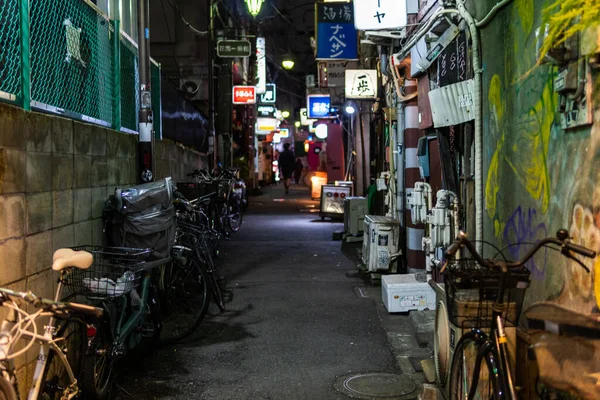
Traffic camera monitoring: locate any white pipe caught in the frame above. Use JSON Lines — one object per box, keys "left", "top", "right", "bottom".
{"left": 396, "top": 101, "right": 405, "bottom": 227}
{"left": 455, "top": 0, "right": 484, "bottom": 255}
{"left": 476, "top": 0, "right": 513, "bottom": 28}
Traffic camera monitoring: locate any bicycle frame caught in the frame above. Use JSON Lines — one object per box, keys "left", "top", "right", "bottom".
{"left": 0, "top": 278, "right": 80, "bottom": 400}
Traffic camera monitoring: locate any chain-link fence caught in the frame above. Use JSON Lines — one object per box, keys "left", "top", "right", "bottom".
{"left": 0, "top": 0, "right": 22, "bottom": 101}
{"left": 1, "top": 0, "right": 161, "bottom": 136}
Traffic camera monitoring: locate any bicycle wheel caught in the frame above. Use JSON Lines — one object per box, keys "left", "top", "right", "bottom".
{"left": 159, "top": 256, "right": 210, "bottom": 344}
{"left": 0, "top": 375, "right": 17, "bottom": 400}
{"left": 227, "top": 197, "right": 243, "bottom": 232}
{"left": 82, "top": 316, "right": 114, "bottom": 400}
{"left": 449, "top": 334, "right": 500, "bottom": 400}
{"left": 40, "top": 319, "right": 86, "bottom": 400}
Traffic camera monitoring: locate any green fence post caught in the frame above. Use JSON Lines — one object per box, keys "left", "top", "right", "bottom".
{"left": 19, "top": 0, "right": 30, "bottom": 110}
{"left": 112, "top": 19, "right": 122, "bottom": 131}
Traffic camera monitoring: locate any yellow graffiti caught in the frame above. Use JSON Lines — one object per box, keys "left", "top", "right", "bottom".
{"left": 515, "top": 0, "right": 534, "bottom": 38}
{"left": 485, "top": 74, "right": 554, "bottom": 234}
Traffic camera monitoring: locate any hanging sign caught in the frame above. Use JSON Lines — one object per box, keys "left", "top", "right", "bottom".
{"left": 353, "top": 0, "right": 407, "bottom": 31}
{"left": 307, "top": 94, "right": 332, "bottom": 119}
{"left": 318, "top": 60, "right": 359, "bottom": 87}
{"left": 345, "top": 69, "right": 378, "bottom": 99}
{"left": 257, "top": 105, "right": 276, "bottom": 118}
{"left": 232, "top": 86, "right": 256, "bottom": 104}
{"left": 216, "top": 40, "right": 252, "bottom": 57}
{"left": 256, "top": 37, "right": 266, "bottom": 94}
{"left": 256, "top": 117, "right": 278, "bottom": 133}
{"left": 315, "top": 1, "right": 358, "bottom": 60}
{"left": 279, "top": 128, "right": 290, "bottom": 138}
{"left": 259, "top": 84, "right": 276, "bottom": 103}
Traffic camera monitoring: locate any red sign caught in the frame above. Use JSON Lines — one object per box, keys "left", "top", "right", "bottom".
{"left": 232, "top": 86, "right": 256, "bottom": 104}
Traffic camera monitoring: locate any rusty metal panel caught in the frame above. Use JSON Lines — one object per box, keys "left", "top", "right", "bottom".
{"left": 418, "top": 75, "right": 434, "bottom": 130}
{"left": 428, "top": 79, "right": 475, "bottom": 127}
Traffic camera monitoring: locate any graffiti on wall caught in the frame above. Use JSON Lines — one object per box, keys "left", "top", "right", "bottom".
{"left": 502, "top": 206, "right": 548, "bottom": 278}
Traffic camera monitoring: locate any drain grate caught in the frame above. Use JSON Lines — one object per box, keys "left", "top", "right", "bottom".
{"left": 336, "top": 373, "right": 416, "bottom": 399}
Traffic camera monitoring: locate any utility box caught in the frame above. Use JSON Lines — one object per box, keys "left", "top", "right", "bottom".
{"left": 344, "top": 197, "right": 367, "bottom": 235}
{"left": 362, "top": 216, "right": 400, "bottom": 272}
{"left": 382, "top": 274, "right": 436, "bottom": 313}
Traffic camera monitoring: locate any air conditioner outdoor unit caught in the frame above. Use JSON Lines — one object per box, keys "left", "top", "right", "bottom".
{"left": 344, "top": 197, "right": 367, "bottom": 236}
{"left": 361, "top": 215, "right": 400, "bottom": 272}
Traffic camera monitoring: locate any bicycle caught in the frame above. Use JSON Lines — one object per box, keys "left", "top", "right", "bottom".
{"left": 0, "top": 248, "right": 103, "bottom": 400}
{"left": 59, "top": 246, "right": 169, "bottom": 399}
{"left": 443, "top": 229, "right": 596, "bottom": 400}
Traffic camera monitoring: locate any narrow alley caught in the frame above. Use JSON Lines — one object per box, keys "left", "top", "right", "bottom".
{"left": 118, "top": 185, "right": 424, "bottom": 400}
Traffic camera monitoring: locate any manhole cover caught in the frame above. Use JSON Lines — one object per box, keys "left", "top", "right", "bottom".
{"left": 338, "top": 373, "right": 416, "bottom": 399}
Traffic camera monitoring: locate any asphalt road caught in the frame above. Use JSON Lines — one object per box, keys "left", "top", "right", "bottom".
{"left": 119, "top": 184, "right": 400, "bottom": 400}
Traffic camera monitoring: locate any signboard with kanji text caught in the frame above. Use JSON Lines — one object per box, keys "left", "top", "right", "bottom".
{"left": 353, "top": 0, "right": 407, "bottom": 31}
{"left": 216, "top": 40, "right": 252, "bottom": 57}
{"left": 307, "top": 94, "right": 332, "bottom": 119}
{"left": 259, "top": 84, "right": 276, "bottom": 103}
{"left": 316, "top": 2, "right": 358, "bottom": 60}
{"left": 345, "top": 70, "right": 378, "bottom": 99}
{"left": 232, "top": 86, "right": 256, "bottom": 104}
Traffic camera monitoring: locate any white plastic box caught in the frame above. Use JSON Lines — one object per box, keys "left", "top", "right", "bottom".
{"left": 382, "top": 274, "right": 436, "bottom": 313}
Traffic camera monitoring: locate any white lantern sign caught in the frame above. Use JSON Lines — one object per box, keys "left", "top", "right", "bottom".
{"left": 353, "top": 0, "right": 407, "bottom": 31}
{"left": 345, "top": 69, "right": 378, "bottom": 99}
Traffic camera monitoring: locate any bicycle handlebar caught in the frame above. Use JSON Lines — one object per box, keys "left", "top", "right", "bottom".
{"left": 445, "top": 229, "right": 596, "bottom": 269}
{"left": 0, "top": 288, "right": 103, "bottom": 319}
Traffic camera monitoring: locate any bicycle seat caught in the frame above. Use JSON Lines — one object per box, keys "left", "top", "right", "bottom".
{"left": 52, "top": 248, "right": 93, "bottom": 271}
{"left": 525, "top": 302, "right": 600, "bottom": 337}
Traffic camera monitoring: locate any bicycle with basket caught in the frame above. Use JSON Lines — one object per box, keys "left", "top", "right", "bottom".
{"left": 443, "top": 229, "right": 596, "bottom": 400}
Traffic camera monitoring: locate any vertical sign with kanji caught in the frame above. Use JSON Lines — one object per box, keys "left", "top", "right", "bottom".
{"left": 316, "top": 1, "right": 358, "bottom": 60}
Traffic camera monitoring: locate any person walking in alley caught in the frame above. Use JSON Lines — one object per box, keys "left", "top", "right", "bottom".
{"left": 279, "top": 143, "right": 295, "bottom": 194}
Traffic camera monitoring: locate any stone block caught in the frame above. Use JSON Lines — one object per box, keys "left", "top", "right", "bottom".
{"left": 73, "top": 220, "right": 93, "bottom": 247}
{"left": 0, "top": 104, "right": 27, "bottom": 149}
{"left": 91, "top": 218, "right": 105, "bottom": 246}
{"left": 52, "top": 190, "right": 73, "bottom": 228}
{"left": 51, "top": 117, "right": 73, "bottom": 154}
{"left": 0, "top": 238, "right": 26, "bottom": 285}
{"left": 73, "top": 121, "right": 93, "bottom": 155}
{"left": 0, "top": 148, "right": 27, "bottom": 194}
{"left": 52, "top": 225, "right": 74, "bottom": 251}
{"left": 118, "top": 158, "right": 130, "bottom": 185}
{"left": 107, "top": 158, "right": 120, "bottom": 187}
{"left": 91, "top": 157, "right": 108, "bottom": 187}
{"left": 74, "top": 155, "right": 92, "bottom": 188}
{"left": 73, "top": 188, "right": 92, "bottom": 222}
{"left": 26, "top": 152, "right": 52, "bottom": 193}
{"left": 0, "top": 194, "right": 25, "bottom": 240}
{"left": 26, "top": 112, "right": 52, "bottom": 153}
{"left": 90, "top": 126, "right": 107, "bottom": 156}
{"left": 26, "top": 192, "right": 52, "bottom": 234}
{"left": 51, "top": 154, "right": 74, "bottom": 190}
{"left": 25, "top": 231, "right": 52, "bottom": 276}
{"left": 118, "top": 134, "right": 136, "bottom": 158}
{"left": 92, "top": 186, "right": 108, "bottom": 219}
{"left": 27, "top": 269, "right": 55, "bottom": 302}
{"left": 106, "top": 128, "right": 120, "bottom": 155}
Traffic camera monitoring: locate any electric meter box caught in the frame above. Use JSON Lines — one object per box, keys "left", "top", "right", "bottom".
{"left": 362, "top": 215, "right": 400, "bottom": 272}
{"left": 382, "top": 274, "right": 436, "bottom": 313}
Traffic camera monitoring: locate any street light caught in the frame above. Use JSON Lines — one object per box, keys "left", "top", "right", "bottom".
{"left": 282, "top": 110, "right": 290, "bottom": 118}
{"left": 345, "top": 105, "right": 356, "bottom": 114}
{"left": 245, "top": 0, "right": 264, "bottom": 17}
{"left": 315, "top": 123, "right": 328, "bottom": 139}
{"left": 294, "top": 121, "right": 300, "bottom": 128}
{"left": 282, "top": 59, "right": 294, "bottom": 70}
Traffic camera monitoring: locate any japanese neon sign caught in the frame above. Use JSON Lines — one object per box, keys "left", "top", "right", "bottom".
{"left": 307, "top": 94, "right": 332, "bottom": 119}
{"left": 315, "top": 2, "right": 357, "bottom": 60}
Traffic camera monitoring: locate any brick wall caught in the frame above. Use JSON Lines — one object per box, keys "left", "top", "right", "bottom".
{"left": 0, "top": 102, "right": 206, "bottom": 391}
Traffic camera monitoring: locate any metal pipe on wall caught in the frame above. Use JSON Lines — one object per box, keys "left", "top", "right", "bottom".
{"left": 137, "top": 0, "right": 153, "bottom": 183}
{"left": 396, "top": 101, "right": 405, "bottom": 227}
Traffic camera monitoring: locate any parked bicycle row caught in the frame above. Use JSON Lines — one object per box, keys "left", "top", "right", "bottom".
{"left": 0, "top": 168, "right": 247, "bottom": 400}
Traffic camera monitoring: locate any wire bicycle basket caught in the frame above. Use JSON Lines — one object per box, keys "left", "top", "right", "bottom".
{"left": 60, "top": 246, "right": 151, "bottom": 298}
{"left": 444, "top": 258, "right": 531, "bottom": 330}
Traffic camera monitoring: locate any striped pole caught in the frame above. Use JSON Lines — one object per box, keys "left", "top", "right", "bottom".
{"left": 404, "top": 79, "right": 425, "bottom": 272}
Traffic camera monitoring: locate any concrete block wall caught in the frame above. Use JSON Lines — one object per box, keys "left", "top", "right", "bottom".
{"left": 0, "top": 102, "right": 205, "bottom": 392}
